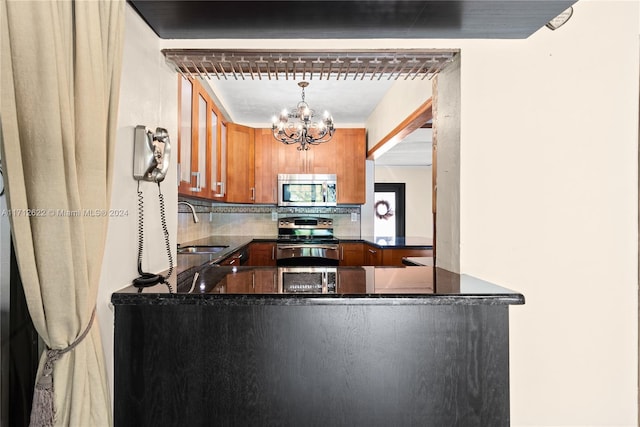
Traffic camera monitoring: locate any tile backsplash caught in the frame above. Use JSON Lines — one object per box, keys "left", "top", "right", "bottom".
{"left": 178, "top": 198, "right": 361, "bottom": 244}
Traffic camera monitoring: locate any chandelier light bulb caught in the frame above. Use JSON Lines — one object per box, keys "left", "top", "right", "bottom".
{"left": 271, "top": 81, "right": 335, "bottom": 150}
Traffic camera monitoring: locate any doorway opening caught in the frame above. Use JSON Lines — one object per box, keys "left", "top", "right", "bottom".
{"left": 374, "top": 183, "right": 405, "bottom": 244}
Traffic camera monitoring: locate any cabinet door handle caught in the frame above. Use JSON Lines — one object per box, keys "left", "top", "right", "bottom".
{"left": 340, "top": 245, "right": 344, "bottom": 260}
{"left": 190, "top": 171, "right": 201, "bottom": 192}
{"left": 368, "top": 249, "right": 376, "bottom": 254}
{"left": 214, "top": 181, "right": 225, "bottom": 197}
{"left": 271, "top": 245, "right": 275, "bottom": 260}
{"left": 250, "top": 187, "right": 255, "bottom": 201}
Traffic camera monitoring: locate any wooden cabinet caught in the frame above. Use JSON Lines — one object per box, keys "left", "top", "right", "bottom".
{"left": 305, "top": 140, "right": 336, "bottom": 174}
{"left": 219, "top": 247, "right": 248, "bottom": 266}
{"left": 337, "top": 267, "right": 367, "bottom": 294}
{"left": 364, "top": 243, "right": 382, "bottom": 266}
{"left": 254, "top": 129, "right": 279, "bottom": 204}
{"left": 221, "top": 270, "right": 254, "bottom": 293}
{"left": 276, "top": 138, "right": 334, "bottom": 175}
{"left": 248, "top": 242, "right": 276, "bottom": 266}
{"left": 339, "top": 242, "right": 364, "bottom": 266}
{"left": 218, "top": 269, "right": 277, "bottom": 293}
{"left": 362, "top": 243, "right": 433, "bottom": 266}
{"left": 178, "top": 76, "right": 226, "bottom": 199}
{"left": 382, "top": 248, "right": 434, "bottom": 266}
{"left": 226, "top": 123, "right": 255, "bottom": 203}
{"left": 334, "top": 128, "right": 366, "bottom": 204}
{"left": 253, "top": 269, "right": 278, "bottom": 293}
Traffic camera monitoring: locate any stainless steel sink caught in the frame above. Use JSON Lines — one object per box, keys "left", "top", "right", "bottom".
{"left": 177, "top": 245, "right": 228, "bottom": 254}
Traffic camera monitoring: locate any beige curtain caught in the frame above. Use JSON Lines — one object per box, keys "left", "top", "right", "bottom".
{"left": 1, "top": 0, "right": 124, "bottom": 426}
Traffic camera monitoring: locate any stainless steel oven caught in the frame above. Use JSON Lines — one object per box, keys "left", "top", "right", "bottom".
{"left": 276, "top": 243, "right": 339, "bottom": 266}
{"left": 278, "top": 267, "right": 337, "bottom": 294}
{"left": 276, "top": 216, "right": 339, "bottom": 266}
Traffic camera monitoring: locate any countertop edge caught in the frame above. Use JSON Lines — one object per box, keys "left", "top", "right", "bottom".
{"left": 111, "top": 293, "right": 525, "bottom": 306}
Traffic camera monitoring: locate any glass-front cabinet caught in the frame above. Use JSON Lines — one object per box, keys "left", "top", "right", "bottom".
{"left": 178, "top": 75, "right": 226, "bottom": 199}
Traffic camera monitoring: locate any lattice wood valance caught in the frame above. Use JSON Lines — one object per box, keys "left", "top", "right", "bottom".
{"left": 162, "top": 49, "right": 458, "bottom": 81}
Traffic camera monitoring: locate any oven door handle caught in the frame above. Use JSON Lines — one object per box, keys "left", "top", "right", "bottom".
{"left": 277, "top": 245, "right": 339, "bottom": 250}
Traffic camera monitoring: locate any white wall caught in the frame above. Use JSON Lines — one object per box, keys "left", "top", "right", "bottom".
{"left": 457, "top": 2, "right": 638, "bottom": 425}
{"left": 97, "top": 4, "right": 178, "bottom": 399}
{"left": 100, "top": 1, "right": 638, "bottom": 425}
{"left": 365, "top": 78, "right": 433, "bottom": 151}
{"left": 374, "top": 165, "right": 433, "bottom": 237}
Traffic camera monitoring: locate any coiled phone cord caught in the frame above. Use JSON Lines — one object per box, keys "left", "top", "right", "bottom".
{"left": 157, "top": 182, "right": 174, "bottom": 279}
{"left": 133, "top": 180, "right": 173, "bottom": 293}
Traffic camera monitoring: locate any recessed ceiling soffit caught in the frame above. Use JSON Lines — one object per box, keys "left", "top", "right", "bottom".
{"left": 162, "top": 49, "right": 459, "bottom": 81}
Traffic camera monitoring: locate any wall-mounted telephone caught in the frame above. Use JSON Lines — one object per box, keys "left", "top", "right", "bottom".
{"left": 133, "top": 125, "right": 171, "bottom": 183}
{"left": 132, "top": 125, "right": 174, "bottom": 291}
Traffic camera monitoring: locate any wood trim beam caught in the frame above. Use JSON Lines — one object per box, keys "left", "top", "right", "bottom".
{"left": 366, "top": 99, "right": 433, "bottom": 160}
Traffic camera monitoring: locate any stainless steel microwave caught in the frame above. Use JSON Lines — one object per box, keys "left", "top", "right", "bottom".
{"left": 277, "top": 174, "right": 337, "bottom": 207}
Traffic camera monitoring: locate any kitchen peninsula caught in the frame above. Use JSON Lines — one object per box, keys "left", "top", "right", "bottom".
{"left": 112, "top": 261, "right": 523, "bottom": 426}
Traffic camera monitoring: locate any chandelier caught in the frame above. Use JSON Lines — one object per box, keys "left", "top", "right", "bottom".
{"left": 271, "top": 81, "right": 335, "bottom": 151}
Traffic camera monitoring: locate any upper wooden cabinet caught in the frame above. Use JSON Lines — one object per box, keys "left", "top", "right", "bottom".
{"left": 277, "top": 138, "right": 335, "bottom": 175}
{"left": 178, "top": 76, "right": 226, "bottom": 200}
{"left": 226, "top": 123, "right": 255, "bottom": 203}
{"left": 254, "top": 129, "right": 279, "bottom": 204}
{"left": 334, "top": 128, "right": 366, "bottom": 204}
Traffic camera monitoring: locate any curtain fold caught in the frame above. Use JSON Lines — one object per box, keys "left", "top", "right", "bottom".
{"left": 1, "top": 1, "right": 124, "bottom": 425}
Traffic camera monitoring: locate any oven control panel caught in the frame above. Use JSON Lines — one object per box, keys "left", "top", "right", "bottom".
{"left": 278, "top": 217, "right": 333, "bottom": 229}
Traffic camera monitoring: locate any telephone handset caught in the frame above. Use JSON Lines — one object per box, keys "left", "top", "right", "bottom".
{"left": 132, "top": 125, "right": 174, "bottom": 291}
{"left": 133, "top": 125, "right": 171, "bottom": 183}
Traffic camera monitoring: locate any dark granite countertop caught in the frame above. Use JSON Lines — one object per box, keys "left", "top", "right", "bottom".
{"left": 402, "top": 257, "right": 434, "bottom": 266}
{"left": 176, "top": 235, "right": 275, "bottom": 275}
{"left": 337, "top": 236, "right": 433, "bottom": 248}
{"left": 176, "top": 235, "right": 433, "bottom": 275}
{"left": 112, "top": 265, "right": 524, "bottom": 306}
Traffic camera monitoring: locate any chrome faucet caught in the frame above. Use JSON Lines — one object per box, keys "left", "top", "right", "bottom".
{"left": 178, "top": 201, "right": 199, "bottom": 223}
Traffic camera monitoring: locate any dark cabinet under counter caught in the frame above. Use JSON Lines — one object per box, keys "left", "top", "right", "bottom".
{"left": 112, "top": 266, "right": 523, "bottom": 427}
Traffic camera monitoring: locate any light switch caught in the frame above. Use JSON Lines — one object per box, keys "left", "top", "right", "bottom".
{"left": 351, "top": 212, "right": 358, "bottom": 222}
{"left": 272, "top": 211, "right": 278, "bottom": 221}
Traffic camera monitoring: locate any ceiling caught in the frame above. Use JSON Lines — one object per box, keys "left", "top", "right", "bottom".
{"left": 129, "top": 1, "right": 576, "bottom": 40}
{"left": 129, "top": 0, "right": 576, "bottom": 166}
{"left": 209, "top": 78, "right": 397, "bottom": 126}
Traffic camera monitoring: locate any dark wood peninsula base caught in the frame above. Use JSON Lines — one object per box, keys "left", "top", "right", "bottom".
{"left": 112, "top": 266, "right": 523, "bottom": 427}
